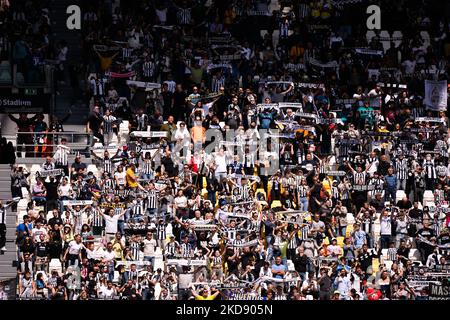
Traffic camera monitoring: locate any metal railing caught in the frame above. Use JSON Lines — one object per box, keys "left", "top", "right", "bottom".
{"left": 14, "top": 132, "right": 94, "bottom": 158}
{"left": 12, "top": 63, "right": 53, "bottom": 88}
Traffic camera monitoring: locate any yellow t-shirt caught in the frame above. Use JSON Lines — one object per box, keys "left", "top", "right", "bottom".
{"left": 111, "top": 241, "right": 123, "bottom": 259}
{"left": 126, "top": 168, "right": 138, "bottom": 188}
{"left": 196, "top": 295, "right": 215, "bottom": 300}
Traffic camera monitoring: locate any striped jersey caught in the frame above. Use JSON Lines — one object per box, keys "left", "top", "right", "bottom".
{"left": 142, "top": 61, "right": 155, "bottom": 78}
{"left": 423, "top": 160, "right": 436, "bottom": 179}
{"left": 353, "top": 172, "right": 367, "bottom": 185}
{"left": 130, "top": 242, "right": 140, "bottom": 261}
{"left": 211, "top": 76, "right": 225, "bottom": 93}
{"left": 223, "top": 227, "right": 237, "bottom": 241}
{"left": 394, "top": 158, "right": 409, "bottom": 180}
{"left": 180, "top": 242, "right": 193, "bottom": 257}
{"left": 54, "top": 145, "right": 70, "bottom": 166}
{"left": 288, "top": 231, "right": 300, "bottom": 249}
{"left": 165, "top": 241, "right": 179, "bottom": 256}
{"left": 299, "top": 224, "right": 310, "bottom": 240}
{"left": 144, "top": 190, "right": 158, "bottom": 210}
{"left": 387, "top": 248, "right": 397, "bottom": 261}
{"left": 122, "top": 48, "right": 133, "bottom": 60}
{"left": 156, "top": 224, "right": 166, "bottom": 240}
{"left": 92, "top": 209, "right": 103, "bottom": 227}
{"left": 102, "top": 115, "right": 117, "bottom": 133}
{"left": 177, "top": 8, "right": 191, "bottom": 25}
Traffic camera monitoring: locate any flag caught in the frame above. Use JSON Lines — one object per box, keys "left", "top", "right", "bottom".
{"left": 424, "top": 80, "right": 447, "bottom": 111}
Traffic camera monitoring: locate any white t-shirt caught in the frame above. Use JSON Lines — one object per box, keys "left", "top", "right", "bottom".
{"left": 58, "top": 184, "right": 72, "bottom": 197}
{"left": 215, "top": 154, "right": 227, "bottom": 173}
{"left": 402, "top": 59, "right": 416, "bottom": 75}
{"left": 380, "top": 216, "right": 392, "bottom": 235}
{"left": 32, "top": 227, "right": 47, "bottom": 243}
{"left": 58, "top": 46, "right": 68, "bottom": 62}
{"left": 103, "top": 215, "right": 120, "bottom": 234}
{"left": 174, "top": 196, "right": 188, "bottom": 209}
{"left": 102, "top": 250, "right": 116, "bottom": 262}
{"left": 100, "top": 287, "right": 115, "bottom": 299}
{"left": 68, "top": 241, "right": 83, "bottom": 255}
{"left": 155, "top": 8, "right": 167, "bottom": 24}
{"left": 114, "top": 171, "right": 126, "bottom": 186}
{"left": 143, "top": 238, "right": 157, "bottom": 256}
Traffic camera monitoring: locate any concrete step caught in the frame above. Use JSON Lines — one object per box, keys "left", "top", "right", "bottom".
{"left": 0, "top": 275, "right": 18, "bottom": 282}
{"left": 5, "top": 215, "right": 15, "bottom": 225}
{"left": 0, "top": 252, "right": 17, "bottom": 260}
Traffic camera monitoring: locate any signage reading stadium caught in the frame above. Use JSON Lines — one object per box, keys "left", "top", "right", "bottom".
{"left": 0, "top": 99, "right": 33, "bottom": 107}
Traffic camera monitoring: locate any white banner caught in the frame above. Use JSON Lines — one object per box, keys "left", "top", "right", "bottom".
{"left": 126, "top": 80, "right": 161, "bottom": 90}
{"left": 166, "top": 259, "right": 208, "bottom": 266}
{"left": 116, "top": 261, "right": 152, "bottom": 268}
{"left": 424, "top": 80, "right": 448, "bottom": 111}
{"left": 130, "top": 131, "right": 168, "bottom": 138}
{"left": 190, "top": 224, "right": 217, "bottom": 231}
{"left": 226, "top": 239, "right": 259, "bottom": 248}
{"left": 36, "top": 169, "right": 64, "bottom": 178}
{"left": 62, "top": 200, "right": 93, "bottom": 206}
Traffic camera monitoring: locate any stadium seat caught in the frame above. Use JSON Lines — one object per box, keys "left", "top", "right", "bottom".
{"left": 384, "top": 260, "right": 393, "bottom": 271}
{"left": 21, "top": 187, "right": 30, "bottom": 201}
{"left": 119, "top": 120, "right": 130, "bottom": 143}
{"left": 396, "top": 190, "right": 406, "bottom": 203}
{"left": 420, "top": 31, "right": 430, "bottom": 48}
{"left": 346, "top": 213, "right": 355, "bottom": 225}
{"left": 379, "top": 30, "right": 391, "bottom": 52}
{"left": 287, "top": 259, "right": 295, "bottom": 272}
{"left": 18, "top": 211, "right": 27, "bottom": 224}
{"left": 113, "top": 271, "right": 120, "bottom": 283}
{"left": 154, "top": 282, "right": 161, "bottom": 300}
{"left": 409, "top": 249, "right": 421, "bottom": 261}
{"left": 17, "top": 199, "right": 28, "bottom": 214}
{"left": 392, "top": 31, "right": 403, "bottom": 49}
{"left": 0, "top": 61, "right": 12, "bottom": 83}
{"left": 260, "top": 30, "right": 268, "bottom": 39}
{"left": 49, "top": 259, "right": 63, "bottom": 275}
{"left": 381, "top": 249, "right": 389, "bottom": 260}
{"left": 46, "top": 211, "right": 54, "bottom": 221}
{"left": 366, "top": 30, "right": 376, "bottom": 44}
{"left": 15, "top": 72, "right": 25, "bottom": 84}
{"left": 87, "top": 164, "right": 100, "bottom": 178}
{"left": 423, "top": 190, "right": 435, "bottom": 207}
{"left": 30, "top": 164, "right": 41, "bottom": 175}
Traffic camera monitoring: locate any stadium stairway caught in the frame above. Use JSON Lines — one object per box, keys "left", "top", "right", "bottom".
{"left": 50, "top": 0, "right": 90, "bottom": 127}
{"left": 0, "top": 164, "right": 18, "bottom": 282}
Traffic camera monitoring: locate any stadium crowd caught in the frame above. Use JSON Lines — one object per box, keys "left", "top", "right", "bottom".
{"left": 4, "top": 0, "right": 450, "bottom": 300}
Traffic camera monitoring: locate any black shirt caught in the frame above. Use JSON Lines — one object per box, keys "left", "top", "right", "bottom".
{"left": 44, "top": 181, "right": 59, "bottom": 201}
{"left": 396, "top": 200, "right": 412, "bottom": 210}
{"left": 416, "top": 227, "right": 434, "bottom": 240}
{"left": 318, "top": 275, "right": 332, "bottom": 292}
{"left": 437, "top": 233, "right": 450, "bottom": 245}
{"left": 48, "top": 217, "right": 63, "bottom": 229}
{"left": 87, "top": 112, "right": 103, "bottom": 132}
{"left": 397, "top": 246, "right": 410, "bottom": 264}
{"left": 293, "top": 254, "right": 308, "bottom": 273}
{"left": 408, "top": 208, "right": 423, "bottom": 220}
{"left": 370, "top": 198, "right": 385, "bottom": 212}
{"left": 36, "top": 242, "right": 48, "bottom": 257}
{"left": 71, "top": 161, "right": 87, "bottom": 173}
